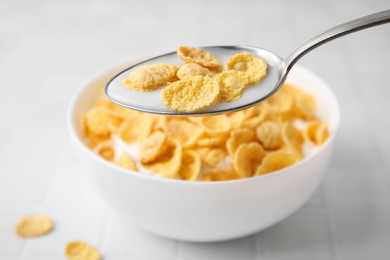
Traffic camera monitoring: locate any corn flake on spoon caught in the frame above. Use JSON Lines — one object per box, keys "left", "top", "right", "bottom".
{"left": 105, "top": 9, "right": 390, "bottom": 116}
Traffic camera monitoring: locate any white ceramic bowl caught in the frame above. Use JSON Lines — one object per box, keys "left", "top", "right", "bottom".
{"left": 67, "top": 63, "right": 340, "bottom": 242}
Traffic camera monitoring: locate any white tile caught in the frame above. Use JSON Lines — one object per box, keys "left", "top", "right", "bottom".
{"left": 43, "top": 144, "right": 105, "bottom": 208}
{"left": 332, "top": 205, "right": 390, "bottom": 260}
{"left": 365, "top": 103, "right": 390, "bottom": 135}
{"left": 256, "top": 208, "right": 335, "bottom": 260}
{"left": 324, "top": 164, "right": 390, "bottom": 206}
{"left": 0, "top": 95, "right": 36, "bottom": 144}
{"left": 332, "top": 102, "right": 382, "bottom": 166}
{"left": 0, "top": 126, "right": 65, "bottom": 204}
{"left": 102, "top": 214, "right": 177, "bottom": 258}
{"left": 178, "top": 236, "right": 255, "bottom": 260}
{"left": 353, "top": 75, "right": 390, "bottom": 107}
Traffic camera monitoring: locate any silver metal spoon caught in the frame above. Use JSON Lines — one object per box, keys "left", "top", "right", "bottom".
{"left": 105, "top": 9, "right": 390, "bottom": 116}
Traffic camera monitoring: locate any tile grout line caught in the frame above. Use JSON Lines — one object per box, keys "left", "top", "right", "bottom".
{"left": 19, "top": 139, "right": 66, "bottom": 259}
{"left": 174, "top": 239, "right": 182, "bottom": 260}
{"left": 322, "top": 172, "right": 344, "bottom": 260}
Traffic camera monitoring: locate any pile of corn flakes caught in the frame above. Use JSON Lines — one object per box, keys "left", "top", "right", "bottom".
{"left": 123, "top": 46, "right": 268, "bottom": 112}
{"left": 82, "top": 83, "right": 330, "bottom": 181}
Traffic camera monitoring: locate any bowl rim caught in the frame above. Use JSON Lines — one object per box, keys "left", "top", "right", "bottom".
{"left": 66, "top": 63, "right": 340, "bottom": 186}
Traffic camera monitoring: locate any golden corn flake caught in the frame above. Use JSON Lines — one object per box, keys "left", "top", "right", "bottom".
{"left": 160, "top": 76, "right": 220, "bottom": 112}
{"left": 15, "top": 215, "right": 53, "bottom": 238}
{"left": 165, "top": 119, "right": 203, "bottom": 147}
{"left": 267, "top": 91, "right": 294, "bottom": 114}
{"left": 95, "top": 141, "right": 115, "bottom": 161}
{"left": 178, "top": 150, "right": 201, "bottom": 181}
{"left": 195, "top": 147, "right": 226, "bottom": 168}
{"left": 244, "top": 106, "right": 259, "bottom": 119}
{"left": 227, "top": 111, "right": 246, "bottom": 129}
{"left": 177, "top": 46, "right": 221, "bottom": 69}
{"left": 116, "top": 152, "right": 138, "bottom": 171}
{"left": 199, "top": 114, "right": 231, "bottom": 136}
{"left": 197, "top": 133, "right": 228, "bottom": 147}
{"left": 139, "top": 131, "right": 167, "bottom": 163}
{"left": 293, "top": 93, "right": 317, "bottom": 120}
{"left": 241, "top": 116, "right": 262, "bottom": 129}
{"left": 83, "top": 107, "right": 122, "bottom": 137}
{"left": 118, "top": 115, "right": 154, "bottom": 143}
{"left": 124, "top": 63, "right": 178, "bottom": 91}
{"left": 255, "top": 150, "right": 297, "bottom": 176}
{"left": 65, "top": 241, "right": 101, "bottom": 260}
{"left": 256, "top": 121, "right": 283, "bottom": 150}
{"left": 177, "top": 63, "right": 215, "bottom": 80}
{"left": 92, "top": 99, "right": 132, "bottom": 118}
{"left": 233, "top": 142, "right": 265, "bottom": 178}
{"left": 225, "top": 52, "right": 268, "bottom": 85}
{"left": 143, "top": 138, "right": 182, "bottom": 178}
{"left": 86, "top": 134, "right": 110, "bottom": 149}
{"left": 281, "top": 122, "right": 304, "bottom": 160}
{"left": 305, "top": 121, "right": 329, "bottom": 145}
{"left": 216, "top": 70, "right": 249, "bottom": 102}
{"left": 226, "top": 127, "right": 256, "bottom": 156}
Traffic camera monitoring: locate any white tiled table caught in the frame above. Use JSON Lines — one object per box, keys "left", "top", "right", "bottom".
{"left": 1, "top": 0, "right": 389, "bottom": 259}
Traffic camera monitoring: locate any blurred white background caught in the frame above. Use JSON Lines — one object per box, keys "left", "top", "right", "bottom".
{"left": 0, "top": 0, "right": 389, "bottom": 259}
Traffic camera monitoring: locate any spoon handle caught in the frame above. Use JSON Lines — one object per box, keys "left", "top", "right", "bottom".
{"left": 282, "top": 9, "right": 390, "bottom": 73}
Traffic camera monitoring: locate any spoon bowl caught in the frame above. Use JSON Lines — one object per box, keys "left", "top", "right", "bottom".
{"left": 105, "top": 46, "right": 283, "bottom": 116}
{"left": 105, "top": 9, "right": 390, "bottom": 116}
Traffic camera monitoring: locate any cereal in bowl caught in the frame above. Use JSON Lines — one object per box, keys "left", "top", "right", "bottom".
{"left": 83, "top": 83, "right": 330, "bottom": 181}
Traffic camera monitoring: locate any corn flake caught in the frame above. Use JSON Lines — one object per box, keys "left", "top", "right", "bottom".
{"left": 195, "top": 147, "right": 226, "bottom": 168}
{"left": 118, "top": 114, "right": 154, "bottom": 143}
{"left": 165, "top": 119, "right": 203, "bottom": 147}
{"left": 65, "top": 241, "right": 101, "bottom": 260}
{"left": 177, "top": 46, "right": 221, "bottom": 69}
{"left": 124, "top": 63, "right": 178, "bottom": 91}
{"left": 256, "top": 121, "right": 283, "bottom": 150}
{"left": 225, "top": 52, "right": 268, "bottom": 85}
{"left": 267, "top": 91, "right": 294, "bottom": 114}
{"left": 216, "top": 70, "right": 249, "bottom": 102}
{"left": 86, "top": 134, "right": 110, "bottom": 149}
{"left": 197, "top": 133, "right": 228, "bottom": 147}
{"left": 15, "top": 215, "right": 53, "bottom": 238}
{"left": 83, "top": 107, "right": 122, "bottom": 137}
{"left": 255, "top": 150, "right": 297, "bottom": 176}
{"left": 233, "top": 142, "right": 265, "bottom": 178}
{"left": 305, "top": 121, "right": 329, "bottom": 145}
{"left": 293, "top": 93, "right": 317, "bottom": 120}
{"left": 160, "top": 76, "right": 220, "bottom": 112}
{"left": 281, "top": 122, "right": 304, "bottom": 160}
{"left": 226, "top": 127, "right": 256, "bottom": 156}
{"left": 143, "top": 138, "right": 182, "bottom": 178}
{"left": 178, "top": 150, "right": 201, "bottom": 181}
{"left": 95, "top": 141, "right": 115, "bottom": 161}
{"left": 139, "top": 131, "right": 168, "bottom": 163}
{"left": 199, "top": 114, "right": 231, "bottom": 136}
{"left": 177, "top": 63, "right": 215, "bottom": 80}
{"left": 227, "top": 111, "right": 246, "bottom": 129}
{"left": 116, "top": 152, "right": 138, "bottom": 171}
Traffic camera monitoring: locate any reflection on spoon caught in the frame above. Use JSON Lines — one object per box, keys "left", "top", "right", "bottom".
{"left": 106, "top": 9, "right": 390, "bottom": 116}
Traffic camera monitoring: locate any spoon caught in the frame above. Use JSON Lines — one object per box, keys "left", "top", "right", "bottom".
{"left": 105, "top": 9, "right": 390, "bottom": 116}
